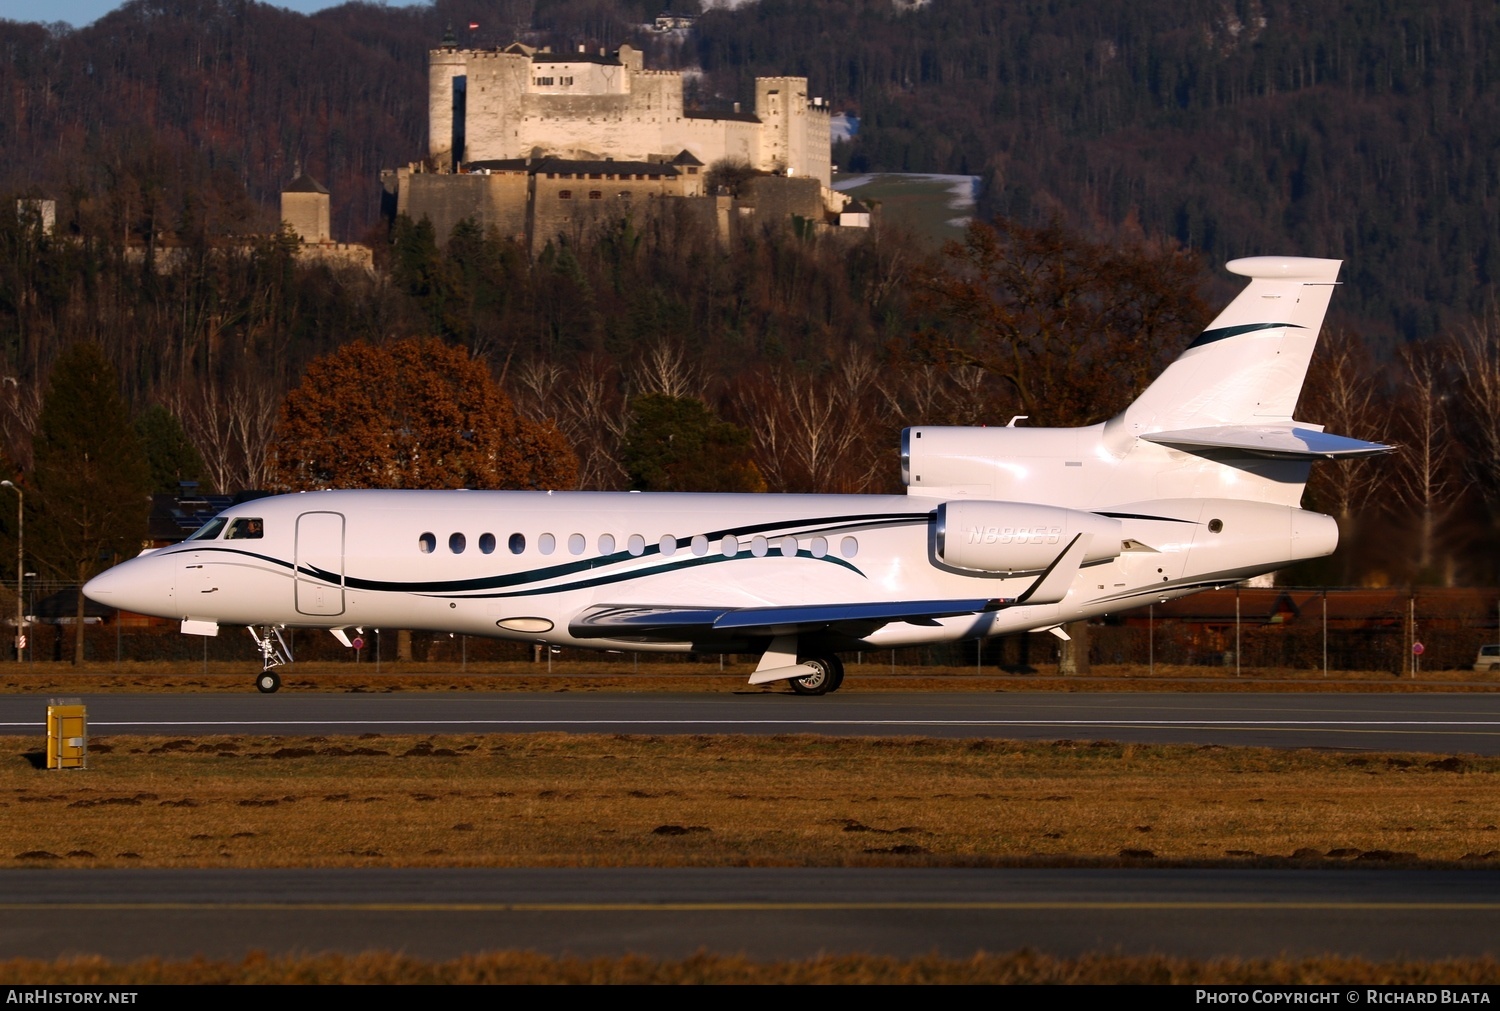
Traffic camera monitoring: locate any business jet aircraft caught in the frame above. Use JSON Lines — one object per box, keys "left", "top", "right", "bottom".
{"left": 85, "top": 256, "right": 1386, "bottom": 693}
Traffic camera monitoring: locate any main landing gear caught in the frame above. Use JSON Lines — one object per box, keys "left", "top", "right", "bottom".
{"left": 788, "top": 653, "right": 845, "bottom": 696}
{"left": 247, "top": 625, "right": 292, "bottom": 694}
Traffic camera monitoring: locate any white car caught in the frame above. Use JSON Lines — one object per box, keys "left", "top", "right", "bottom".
{"left": 1474, "top": 645, "right": 1500, "bottom": 672}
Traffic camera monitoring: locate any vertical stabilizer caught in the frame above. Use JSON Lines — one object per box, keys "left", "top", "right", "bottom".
{"left": 1111, "top": 256, "right": 1342, "bottom": 440}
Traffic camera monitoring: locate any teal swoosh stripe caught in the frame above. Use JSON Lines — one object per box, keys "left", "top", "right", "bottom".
{"left": 1186, "top": 321, "right": 1303, "bottom": 349}
{"left": 433, "top": 549, "right": 865, "bottom": 600}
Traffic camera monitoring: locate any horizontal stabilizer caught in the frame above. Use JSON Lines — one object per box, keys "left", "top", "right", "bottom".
{"left": 1143, "top": 425, "right": 1391, "bottom": 460}
{"left": 571, "top": 599, "right": 1004, "bottom": 640}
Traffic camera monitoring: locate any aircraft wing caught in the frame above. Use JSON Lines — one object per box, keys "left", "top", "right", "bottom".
{"left": 570, "top": 598, "right": 1005, "bottom": 640}
{"left": 1142, "top": 425, "right": 1391, "bottom": 459}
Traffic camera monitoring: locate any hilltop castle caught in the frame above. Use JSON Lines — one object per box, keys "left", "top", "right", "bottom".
{"left": 383, "top": 38, "right": 860, "bottom": 249}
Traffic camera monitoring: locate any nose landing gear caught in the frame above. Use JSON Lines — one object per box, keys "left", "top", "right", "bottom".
{"left": 247, "top": 625, "right": 292, "bottom": 693}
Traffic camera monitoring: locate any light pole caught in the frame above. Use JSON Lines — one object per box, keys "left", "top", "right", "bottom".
{"left": 0, "top": 481, "right": 19, "bottom": 662}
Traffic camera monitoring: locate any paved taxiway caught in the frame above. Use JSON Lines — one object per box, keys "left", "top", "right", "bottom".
{"left": 3, "top": 868, "right": 1499, "bottom": 961}
{"left": 2, "top": 691, "right": 1498, "bottom": 754}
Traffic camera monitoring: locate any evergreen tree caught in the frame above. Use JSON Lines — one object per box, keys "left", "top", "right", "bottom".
{"left": 622, "top": 393, "right": 764, "bottom": 492}
{"left": 31, "top": 344, "right": 151, "bottom": 663}
{"left": 135, "top": 404, "right": 209, "bottom": 495}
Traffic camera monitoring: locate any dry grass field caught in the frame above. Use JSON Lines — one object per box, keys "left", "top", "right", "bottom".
{"left": 3, "top": 733, "right": 1496, "bottom": 868}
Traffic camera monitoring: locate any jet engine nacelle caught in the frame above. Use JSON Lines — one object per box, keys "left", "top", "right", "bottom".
{"left": 934, "top": 501, "right": 1124, "bottom": 574}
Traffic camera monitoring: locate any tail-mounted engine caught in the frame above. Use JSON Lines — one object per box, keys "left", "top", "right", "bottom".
{"left": 934, "top": 501, "right": 1123, "bottom": 575}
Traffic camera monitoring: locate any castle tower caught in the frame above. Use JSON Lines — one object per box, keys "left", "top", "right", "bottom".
{"left": 281, "top": 174, "right": 331, "bottom": 243}
{"left": 430, "top": 32, "right": 468, "bottom": 171}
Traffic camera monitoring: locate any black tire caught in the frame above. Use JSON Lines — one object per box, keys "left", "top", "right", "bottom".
{"left": 789, "top": 654, "right": 844, "bottom": 696}
{"left": 256, "top": 670, "right": 281, "bottom": 694}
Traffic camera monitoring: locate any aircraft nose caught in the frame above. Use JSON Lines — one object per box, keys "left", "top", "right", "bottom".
{"left": 84, "top": 553, "right": 174, "bottom": 619}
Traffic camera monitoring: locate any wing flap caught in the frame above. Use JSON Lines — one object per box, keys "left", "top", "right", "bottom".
{"left": 570, "top": 599, "right": 1004, "bottom": 640}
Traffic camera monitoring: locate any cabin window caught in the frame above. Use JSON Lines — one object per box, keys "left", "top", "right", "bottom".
{"left": 225, "top": 518, "right": 264, "bottom": 540}
{"left": 691, "top": 534, "right": 708, "bottom": 556}
{"left": 599, "top": 533, "right": 616, "bottom": 554}
{"left": 509, "top": 532, "right": 526, "bottom": 554}
{"left": 187, "top": 517, "right": 227, "bottom": 541}
{"left": 778, "top": 536, "right": 797, "bottom": 557}
{"left": 419, "top": 532, "right": 436, "bottom": 554}
{"left": 539, "top": 533, "right": 556, "bottom": 555}
{"left": 810, "top": 537, "right": 828, "bottom": 558}
{"left": 627, "top": 534, "right": 646, "bottom": 556}
{"left": 750, "top": 535, "right": 768, "bottom": 558}
{"left": 479, "top": 533, "right": 496, "bottom": 554}
{"left": 568, "top": 533, "right": 586, "bottom": 555}
{"left": 721, "top": 535, "right": 738, "bottom": 557}
{"left": 840, "top": 536, "right": 859, "bottom": 558}
{"left": 659, "top": 534, "right": 677, "bottom": 556}
{"left": 449, "top": 532, "right": 466, "bottom": 554}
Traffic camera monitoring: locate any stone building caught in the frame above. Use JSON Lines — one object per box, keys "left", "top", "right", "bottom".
{"left": 279, "top": 174, "right": 374, "bottom": 272}
{"left": 428, "top": 41, "right": 832, "bottom": 186}
{"left": 385, "top": 37, "right": 863, "bottom": 251}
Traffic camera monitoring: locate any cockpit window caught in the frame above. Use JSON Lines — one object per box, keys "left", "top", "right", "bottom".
{"left": 186, "top": 517, "right": 227, "bottom": 541}
{"left": 224, "top": 517, "right": 265, "bottom": 540}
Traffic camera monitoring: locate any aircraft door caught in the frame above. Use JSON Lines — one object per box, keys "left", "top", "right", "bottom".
{"left": 295, "top": 511, "right": 345, "bottom": 616}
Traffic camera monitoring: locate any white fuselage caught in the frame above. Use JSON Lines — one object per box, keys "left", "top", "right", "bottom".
{"left": 86, "top": 488, "right": 1337, "bottom": 652}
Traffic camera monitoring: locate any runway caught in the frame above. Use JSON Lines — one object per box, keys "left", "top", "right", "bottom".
{"left": 1, "top": 691, "right": 1498, "bottom": 754}
{"left": 3, "top": 868, "right": 1498, "bottom": 961}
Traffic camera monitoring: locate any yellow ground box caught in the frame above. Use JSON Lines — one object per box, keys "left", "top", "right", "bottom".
{"left": 46, "top": 698, "right": 86, "bottom": 770}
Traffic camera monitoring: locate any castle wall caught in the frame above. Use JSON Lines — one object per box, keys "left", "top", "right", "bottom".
{"left": 430, "top": 45, "right": 831, "bottom": 185}
{"left": 530, "top": 165, "right": 686, "bottom": 246}
{"left": 400, "top": 170, "right": 530, "bottom": 244}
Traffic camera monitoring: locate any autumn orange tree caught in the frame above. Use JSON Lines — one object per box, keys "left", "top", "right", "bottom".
{"left": 269, "top": 338, "right": 577, "bottom": 491}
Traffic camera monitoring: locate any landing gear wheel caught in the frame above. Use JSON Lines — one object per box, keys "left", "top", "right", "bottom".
{"left": 789, "top": 654, "right": 844, "bottom": 696}
{"left": 256, "top": 670, "right": 281, "bottom": 694}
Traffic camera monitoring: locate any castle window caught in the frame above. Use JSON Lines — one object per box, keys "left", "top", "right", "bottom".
{"left": 558, "top": 190, "right": 572, "bottom": 200}
{"left": 589, "top": 191, "right": 602, "bottom": 200}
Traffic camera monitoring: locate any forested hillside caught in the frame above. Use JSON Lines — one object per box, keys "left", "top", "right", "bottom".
{"left": 691, "top": 0, "right": 1500, "bottom": 342}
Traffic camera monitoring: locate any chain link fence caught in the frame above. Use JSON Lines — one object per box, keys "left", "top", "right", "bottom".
{"left": 5, "top": 584, "right": 1496, "bottom": 672}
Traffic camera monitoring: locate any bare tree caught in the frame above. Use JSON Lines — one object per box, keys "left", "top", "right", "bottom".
{"left": 630, "top": 339, "right": 705, "bottom": 401}
{"left": 0, "top": 376, "right": 42, "bottom": 472}
{"left": 511, "top": 354, "right": 629, "bottom": 490}
{"left": 734, "top": 348, "right": 892, "bottom": 494}
{"left": 1390, "top": 342, "right": 1459, "bottom": 582}
{"left": 1455, "top": 303, "right": 1500, "bottom": 524}
{"left": 1299, "top": 330, "right": 1391, "bottom": 580}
